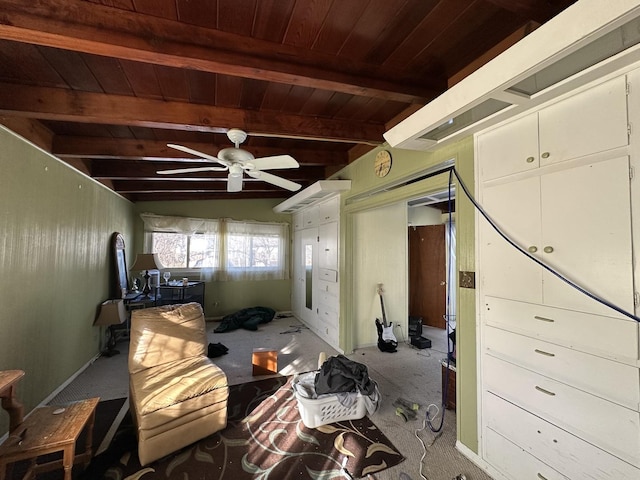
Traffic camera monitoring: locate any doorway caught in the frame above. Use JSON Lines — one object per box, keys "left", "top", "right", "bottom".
{"left": 407, "top": 192, "right": 456, "bottom": 345}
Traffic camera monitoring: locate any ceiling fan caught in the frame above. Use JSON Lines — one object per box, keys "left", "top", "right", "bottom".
{"left": 158, "top": 129, "right": 302, "bottom": 192}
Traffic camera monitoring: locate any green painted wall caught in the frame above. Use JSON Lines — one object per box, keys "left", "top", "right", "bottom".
{"left": 0, "top": 127, "right": 136, "bottom": 436}
{"left": 336, "top": 137, "right": 479, "bottom": 452}
{"left": 132, "top": 199, "right": 293, "bottom": 317}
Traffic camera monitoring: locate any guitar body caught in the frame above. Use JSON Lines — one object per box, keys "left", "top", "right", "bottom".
{"left": 375, "top": 284, "right": 398, "bottom": 352}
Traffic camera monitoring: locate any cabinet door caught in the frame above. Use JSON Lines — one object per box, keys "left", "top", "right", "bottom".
{"left": 480, "top": 176, "right": 543, "bottom": 303}
{"left": 540, "top": 156, "right": 634, "bottom": 317}
{"left": 302, "top": 206, "right": 319, "bottom": 228}
{"left": 477, "top": 112, "right": 539, "bottom": 181}
{"left": 318, "top": 196, "right": 339, "bottom": 224}
{"left": 292, "top": 211, "right": 303, "bottom": 230}
{"left": 538, "top": 75, "right": 628, "bottom": 166}
{"left": 318, "top": 221, "right": 338, "bottom": 271}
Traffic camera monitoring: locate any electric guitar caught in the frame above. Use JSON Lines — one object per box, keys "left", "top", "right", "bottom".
{"left": 376, "top": 283, "right": 398, "bottom": 347}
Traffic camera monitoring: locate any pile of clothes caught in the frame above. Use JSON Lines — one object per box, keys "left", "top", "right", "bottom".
{"left": 293, "top": 354, "right": 380, "bottom": 416}
{"left": 213, "top": 306, "right": 275, "bottom": 333}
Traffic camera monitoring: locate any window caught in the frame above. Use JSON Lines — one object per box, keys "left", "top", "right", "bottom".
{"left": 152, "top": 232, "right": 219, "bottom": 269}
{"left": 141, "top": 213, "right": 289, "bottom": 281}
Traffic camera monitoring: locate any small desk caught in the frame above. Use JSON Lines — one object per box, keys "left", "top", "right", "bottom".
{"left": 0, "top": 370, "right": 25, "bottom": 432}
{"left": 157, "top": 281, "right": 205, "bottom": 311}
{"left": 0, "top": 397, "right": 99, "bottom": 480}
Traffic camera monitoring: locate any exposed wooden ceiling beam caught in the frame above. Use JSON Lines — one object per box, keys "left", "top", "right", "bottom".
{"left": 112, "top": 180, "right": 306, "bottom": 192}
{"left": 482, "top": 0, "right": 575, "bottom": 24}
{"left": 88, "top": 160, "right": 325, "bottom": 180}
{"left": 0, "top": 83, "right": 385, "bottom": 144}
{"left": 52, "top": 137, "right": 347, "bottom": 167}
{"left": 124, "top": 191, "right": 289, "bottom": 201}
{"left": 0, "top": 0, "right": 442, "bottom": 104}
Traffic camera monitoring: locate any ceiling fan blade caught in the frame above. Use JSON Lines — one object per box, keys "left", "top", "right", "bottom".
{"left": 167, "top": 143, "right": 231, "bottom": 167}
{"left": 157, "top": 166, "right": 227, "bottom": 174}
{"left": 248, "top": 155, "right": 299, "bottom": 170}
{"left": 247, "top": 170, "right": 302, "bottom": 191}
{"left": 227, "top": 173, "right": 243, "bottom": 192}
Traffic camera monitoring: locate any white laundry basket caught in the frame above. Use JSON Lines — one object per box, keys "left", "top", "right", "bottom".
{"left": 294, "top": 389, "right": 367, "bottom": 428}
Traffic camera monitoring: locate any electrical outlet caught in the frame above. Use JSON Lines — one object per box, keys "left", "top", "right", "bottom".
{"left": 459, "top": 271, "right": 476, "bottom": 289}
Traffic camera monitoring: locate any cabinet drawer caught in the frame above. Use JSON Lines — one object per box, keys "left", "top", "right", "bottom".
{"left": 483, "top": 296, "right": 640, "bottom": 364}
{"left": 317, "top": 279, "right": 339, "bottom": 297}
{"left": 319, "top": 268, "right": 338, "bottom": 283}
{"left": 484, "top": 326, "right": 640, "bottom": 410}
{"left": 484, "top": 427, "right": 568, "bottom": 480}
{"left": 484, "top": 392, "right": 640, "bottom": 480}
{"left": 318, "top": 303, "right": 338, "bottom": 327}
{"left": 483, "top": 355, "right": 640, "bottom": 466}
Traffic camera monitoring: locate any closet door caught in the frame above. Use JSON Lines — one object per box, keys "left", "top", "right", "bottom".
{"left": 480, "top": 176, "right": 542, "bottom": 303}
{"left": 541, "top": 156, "right": 634, "bottom": 317}
{"left": 477, "top": 112, "right": 539, "bottom": 181}
{"left": 538, "top": 76, "right": 628, "bottom": 167}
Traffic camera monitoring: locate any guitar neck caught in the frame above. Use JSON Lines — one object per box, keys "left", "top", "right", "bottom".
{"left": 379, "top": 293, "right": 389, "bottom": 327}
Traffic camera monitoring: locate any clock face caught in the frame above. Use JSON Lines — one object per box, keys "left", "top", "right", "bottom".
{"left": 374, "top": 150, "right": 392, "bottom": 177}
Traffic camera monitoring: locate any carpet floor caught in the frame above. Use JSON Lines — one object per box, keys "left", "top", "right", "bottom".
{"left": 84, "top": 375, "right": 404, "bottom": 479}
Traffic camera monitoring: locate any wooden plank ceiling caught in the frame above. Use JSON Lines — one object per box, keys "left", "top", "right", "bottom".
{"left": 0, "top": 0, "right": 575, "bottom": 201}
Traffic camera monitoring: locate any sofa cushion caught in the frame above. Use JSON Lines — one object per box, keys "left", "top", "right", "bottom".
{"left": 131, "top": 356, "right": 228, "bottom": 417}
{"left": 129, "top": 303, "right": 207, "bottom": 374}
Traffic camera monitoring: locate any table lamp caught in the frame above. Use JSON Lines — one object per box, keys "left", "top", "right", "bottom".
{"left": 130, "top": 253, "right": 160, "bottom": 296}
{"left": 94, "top": 299, "right": 126, "bottom": 357}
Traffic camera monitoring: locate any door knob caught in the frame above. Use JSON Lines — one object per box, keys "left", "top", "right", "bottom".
{"left": 543, "top": 246, "right": 554, "bottom": 253}
{"left": 528, "top": 246, "right": 538, "bottom": 253}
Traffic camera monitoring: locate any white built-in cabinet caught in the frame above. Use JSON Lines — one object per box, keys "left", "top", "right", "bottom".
{"left": 476, "top": 72, "right": 640, "bottom": 479}
{"left": 292, "top": 195, "right": 341, "bottom": 349}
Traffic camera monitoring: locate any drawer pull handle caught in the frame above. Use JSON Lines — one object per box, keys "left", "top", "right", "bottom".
{"left": 537, "top": 474, "right": 548, "bottom": 480}
{"left": 541, "top": 152, "right": 550, "bottom": 159}
{"left": 526, "top": 156, "right": 535, "bottom": 163}
{"left": 528, "top": 246, "right": 538, "bottom": 253}
{"left": 534, "top": 315, "right": 555, "bottom": 323}
{"left": 534, "top": 349, "right": 555, "bottom": 357}
{"left": 535, "top": 386, "right": 556, "bottom": 396}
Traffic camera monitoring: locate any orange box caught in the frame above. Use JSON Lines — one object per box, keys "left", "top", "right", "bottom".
{"left": 252, "top": 348, "right": 278, "bottom": 376}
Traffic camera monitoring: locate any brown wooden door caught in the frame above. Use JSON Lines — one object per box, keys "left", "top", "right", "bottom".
{"left": 409, "top": 224, "right": 446, "bottom": 329}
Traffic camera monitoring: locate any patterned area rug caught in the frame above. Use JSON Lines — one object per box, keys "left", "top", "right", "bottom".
{"left": 87, "top": 376, "right": 404, "bottom": 479}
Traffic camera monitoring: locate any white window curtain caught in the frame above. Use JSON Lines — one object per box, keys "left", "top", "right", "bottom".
{"left": 219, "top": 219, "right": 290, "bottom": 281}
{"left": 140, "top": 213, "right": 289, "bottom": 282}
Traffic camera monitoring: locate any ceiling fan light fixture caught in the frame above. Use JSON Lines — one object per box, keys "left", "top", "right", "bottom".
{"left": 229, "top": 164, "right": 243, "bottom": 177}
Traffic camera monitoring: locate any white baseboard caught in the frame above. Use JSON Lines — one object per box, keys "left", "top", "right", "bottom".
{"left": 456, "top": 440, "right": 509, "bottom": 480}
{"left": 39, "top": 353, "right": 101, "bottom": 407}
{"left": 0, "top": 352, "right": 101, "bottom": 444}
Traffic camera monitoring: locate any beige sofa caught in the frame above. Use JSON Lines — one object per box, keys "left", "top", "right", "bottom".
{"left": 128, "top": 302, "right": 229, "bottom": 466}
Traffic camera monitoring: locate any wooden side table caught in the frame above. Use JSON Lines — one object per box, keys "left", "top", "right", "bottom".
{"left": 0, "top": 370, "right": 25, "bottom": 432}
{"left": 0, "top": 397, "right": 99, "bottom": 480}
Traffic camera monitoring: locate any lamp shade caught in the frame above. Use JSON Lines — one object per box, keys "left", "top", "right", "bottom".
{"left": 94, "top": 299, "right": 126, "bottom": 326}
{"left": 130, "top": 253, "right": 160, "bottom": 271}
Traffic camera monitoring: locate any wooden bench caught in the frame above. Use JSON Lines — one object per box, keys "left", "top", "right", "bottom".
{"left": 0, "top": 397, "right": 99, "bottom": 480}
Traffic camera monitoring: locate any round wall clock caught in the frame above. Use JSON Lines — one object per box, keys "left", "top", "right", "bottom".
{"left": 374, "top": 150, "right": 392, "bottom": 177}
